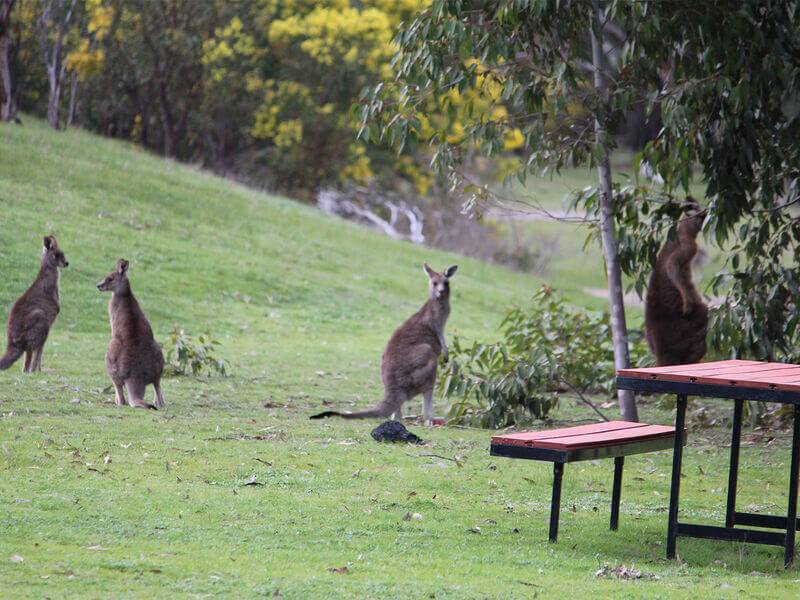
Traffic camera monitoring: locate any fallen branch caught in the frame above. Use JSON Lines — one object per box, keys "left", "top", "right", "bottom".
{"left": 559, "top": 377, "right": 610, "bottom": 422}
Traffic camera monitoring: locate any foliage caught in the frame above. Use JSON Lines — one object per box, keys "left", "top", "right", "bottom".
{"left": 360, "top": 0, "right": 800, "bottom": 366}
{"left": 440, "top": 286, "right": 652, "bottom": 428}
{"left": 163, "top": 327, "right": 229, "bottom": 377}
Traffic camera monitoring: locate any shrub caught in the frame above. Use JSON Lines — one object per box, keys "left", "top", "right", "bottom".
{"left": 163, "top": 328, "right": 229, "bottom": 377}
{"left": 439, "top": 286, "right": 652, "bottom": 428}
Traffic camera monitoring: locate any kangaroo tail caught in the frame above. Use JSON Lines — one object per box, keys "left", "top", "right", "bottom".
{"left": 0, "top": 345, "right": 23, "bottom": 370}
{"left": 309, "top": 406, "right": 389, "bottom": 420}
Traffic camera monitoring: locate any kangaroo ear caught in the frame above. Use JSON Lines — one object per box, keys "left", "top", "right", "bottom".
{"left": 444, "top": 265, "right": 458, "bottom": 278}
{"left": 117, "top": 259, "right": 129, "bottom": 275}
{"left": 43, "top": 236, "right": 53, "bottom": 250}
{"left": 423, "top": 263, "right": 437, "bottom": 279}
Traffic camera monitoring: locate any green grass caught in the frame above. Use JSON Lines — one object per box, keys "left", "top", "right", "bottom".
{"left": 1, "top": 118, "right": 799, "bottom": 598}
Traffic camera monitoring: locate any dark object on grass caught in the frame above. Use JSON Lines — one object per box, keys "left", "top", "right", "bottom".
{"left": 371, "top": 420, "right": 424, "bottom": 445}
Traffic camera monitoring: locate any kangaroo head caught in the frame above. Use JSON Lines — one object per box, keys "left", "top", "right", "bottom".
{"left": 424, "top": 263, "right": 457, "bottom": 300}
{"left": 42, "top": 235, "right": 68, "bottom": 268}
{"left": 97, "top": 259, "right": 130, "bottom": 292}
{"left": 678, "top": 199, "right": 705, "bottom": 239}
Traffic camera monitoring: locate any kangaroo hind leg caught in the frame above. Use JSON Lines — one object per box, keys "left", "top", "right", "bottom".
{"left": 153, "top": 380, "right": 165, "bottom": 408}
{"left": 112, "top": 381, "right": 127, "bottom": 406}
{"left": 31, "top": 347, "right": 44, "bottom": 372}
{"left": 125, "top": 379, "right": 154, "bottom": 409}
{"left": 422, "top": 387, "right": 435, "bottom": 423}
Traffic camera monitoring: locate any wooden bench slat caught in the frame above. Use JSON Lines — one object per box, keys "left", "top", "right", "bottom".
{"left": 490, "top": 420, "right": 645, "bottom": 445}
{"left": 526, "top": 425, "right": 676, "bottom": 450}
{"left": 491, "top": 421, "right": 675, "bottom": 449}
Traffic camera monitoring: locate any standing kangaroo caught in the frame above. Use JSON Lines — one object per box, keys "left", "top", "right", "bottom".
{"left": 1, "top": 235, "right": 69, "bottom": 372}
{"left": 311, "top": 263, "right": 457, "bottom": 422}
{"left": 644, "top": 207, "right": 709, "bottom": 366}
{"left": 97, "top": 259, "right": 165, "bottom": 409}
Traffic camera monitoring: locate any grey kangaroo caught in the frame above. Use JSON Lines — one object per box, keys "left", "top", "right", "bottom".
{"left": 97, "top": 259, "right": 165, "bottom": 409}
{"left": 644, "top": 206, "right": 709, "bottom": 366}
{"left": 311, "top": 263, "right": 457, "bottom": 422}
{"left": 1, "top": 235, "right": 69, "bottom": 372}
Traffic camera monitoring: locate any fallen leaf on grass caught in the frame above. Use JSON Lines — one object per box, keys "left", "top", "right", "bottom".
{"left": 328, "top": 566, "right": 348, "bottom": 574}
{"left": 53, "top": 570, "right": 75, "bottom": 578}
{"left": 476, "top": 519, "right": 497, "bottom": 524}
{"left": 9, "top": 555, "right": 24, "bottom": 562}
{"left": 595, "top": 563, "right": 659, "bottom": 580}
{"left": 466, "top": 527, "right": 482, "bottom": 534}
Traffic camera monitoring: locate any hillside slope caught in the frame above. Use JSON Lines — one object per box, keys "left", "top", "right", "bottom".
{"left": 0, "top": 118, "right": 549, "bottom": 398}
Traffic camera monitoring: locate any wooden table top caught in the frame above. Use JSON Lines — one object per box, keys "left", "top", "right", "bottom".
{"left": 618, "top": 359, "right": 800, "bottom": 392}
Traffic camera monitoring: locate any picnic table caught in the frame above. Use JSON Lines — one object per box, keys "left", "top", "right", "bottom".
{"left": 617, "top": 359, "right": 800, "bottom": 567}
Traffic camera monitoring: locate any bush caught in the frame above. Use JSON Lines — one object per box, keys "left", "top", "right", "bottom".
{"left": 439, "top": 286, "right": 652, "bottom": 428}
{"left": 163, "top": 328, "right": 229, "bottom": 377}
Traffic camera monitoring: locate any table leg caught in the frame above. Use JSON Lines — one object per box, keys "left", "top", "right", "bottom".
{"left": 549, "top": 462, "right": 564, "bottom": 542}
{"left": 726, "top": 398, "right": 744, "bottom": 527}
{"left": 785, "top": 404, "right": 800, "bottom": 567}
{"left": 667, "top": 393, "right": 687, "bottom": 560}
{"left": 610, "top": 456, "right": 624, "bottom": 531}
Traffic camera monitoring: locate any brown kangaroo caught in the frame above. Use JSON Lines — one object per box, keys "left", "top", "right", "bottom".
{"left": 644, "top": 207, "right": 709, "bottom": 366}
{"left": 1, "top": 235, "right": 69, "bottom": 372}
{"left": 97, "top": 259, "right": 165, "bottom": 409}
{"left": 311, "top": 263, "right": 457, "bottom": 422}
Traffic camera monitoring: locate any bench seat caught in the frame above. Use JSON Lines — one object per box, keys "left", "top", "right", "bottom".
{"left": 491, "top": 421, "right": 680, "bottom": 541}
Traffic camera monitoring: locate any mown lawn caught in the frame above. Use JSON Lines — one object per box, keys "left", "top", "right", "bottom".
{"left": 0, "top": 119, "right": 798, "bottom": 598}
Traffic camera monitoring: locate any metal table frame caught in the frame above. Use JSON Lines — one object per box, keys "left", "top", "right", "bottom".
{"left": 617, "top": 375, "right": 800, "bottom": 567}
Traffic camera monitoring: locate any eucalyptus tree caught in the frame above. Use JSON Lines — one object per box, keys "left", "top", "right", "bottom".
{"left": 358, "top": 0, "right": 800, "bottom": 421}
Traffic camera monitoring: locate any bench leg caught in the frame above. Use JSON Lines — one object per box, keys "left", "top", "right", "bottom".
{"left": 726, "top": 398, "right": 744, "bottom": 527}
{"left": 667, "top": 393, "right": 687, "bottom": 560}
{"left": 610, "top": 456, "right": 624, "bottom": 530}
{"left": 549, "top": 462, "right": 564, "bottom": 542}
{"left": 785, "top": 404, "right": 800, "bottom": 567}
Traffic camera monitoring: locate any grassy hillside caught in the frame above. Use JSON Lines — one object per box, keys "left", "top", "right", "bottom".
{"left": 1, "top": 119, "right": 798, "bottom": 599}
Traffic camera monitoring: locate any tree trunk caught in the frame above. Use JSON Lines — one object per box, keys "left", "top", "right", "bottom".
{"left": 65, "top": 70, "right": 77, "bottom": 127}
{"left": 0, "top": 0, "right": 16, "bottom": 121}
{"left": 0, "top": 35, "right": 12, "bottom": 120}
{"left": 39, "top": 0, "right": 76, "bottom": 130}
{"left": 590, "top": 0, "right": 638, "bottom": 422}
{"left": 46, "top": 65, "right": 61, "bottom": 129}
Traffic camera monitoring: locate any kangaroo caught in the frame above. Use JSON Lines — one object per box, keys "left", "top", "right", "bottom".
{"left": 1, "top": 235, "right": 69, "bottom": 372}
{"left": 644, "top": 206, "right": 709, "bottom": 366}
{"left": 311, "top": 263, "right": 457, "bottom": 422}
{"left": 97, "top": 259, "right": 165, "bottom": 409}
